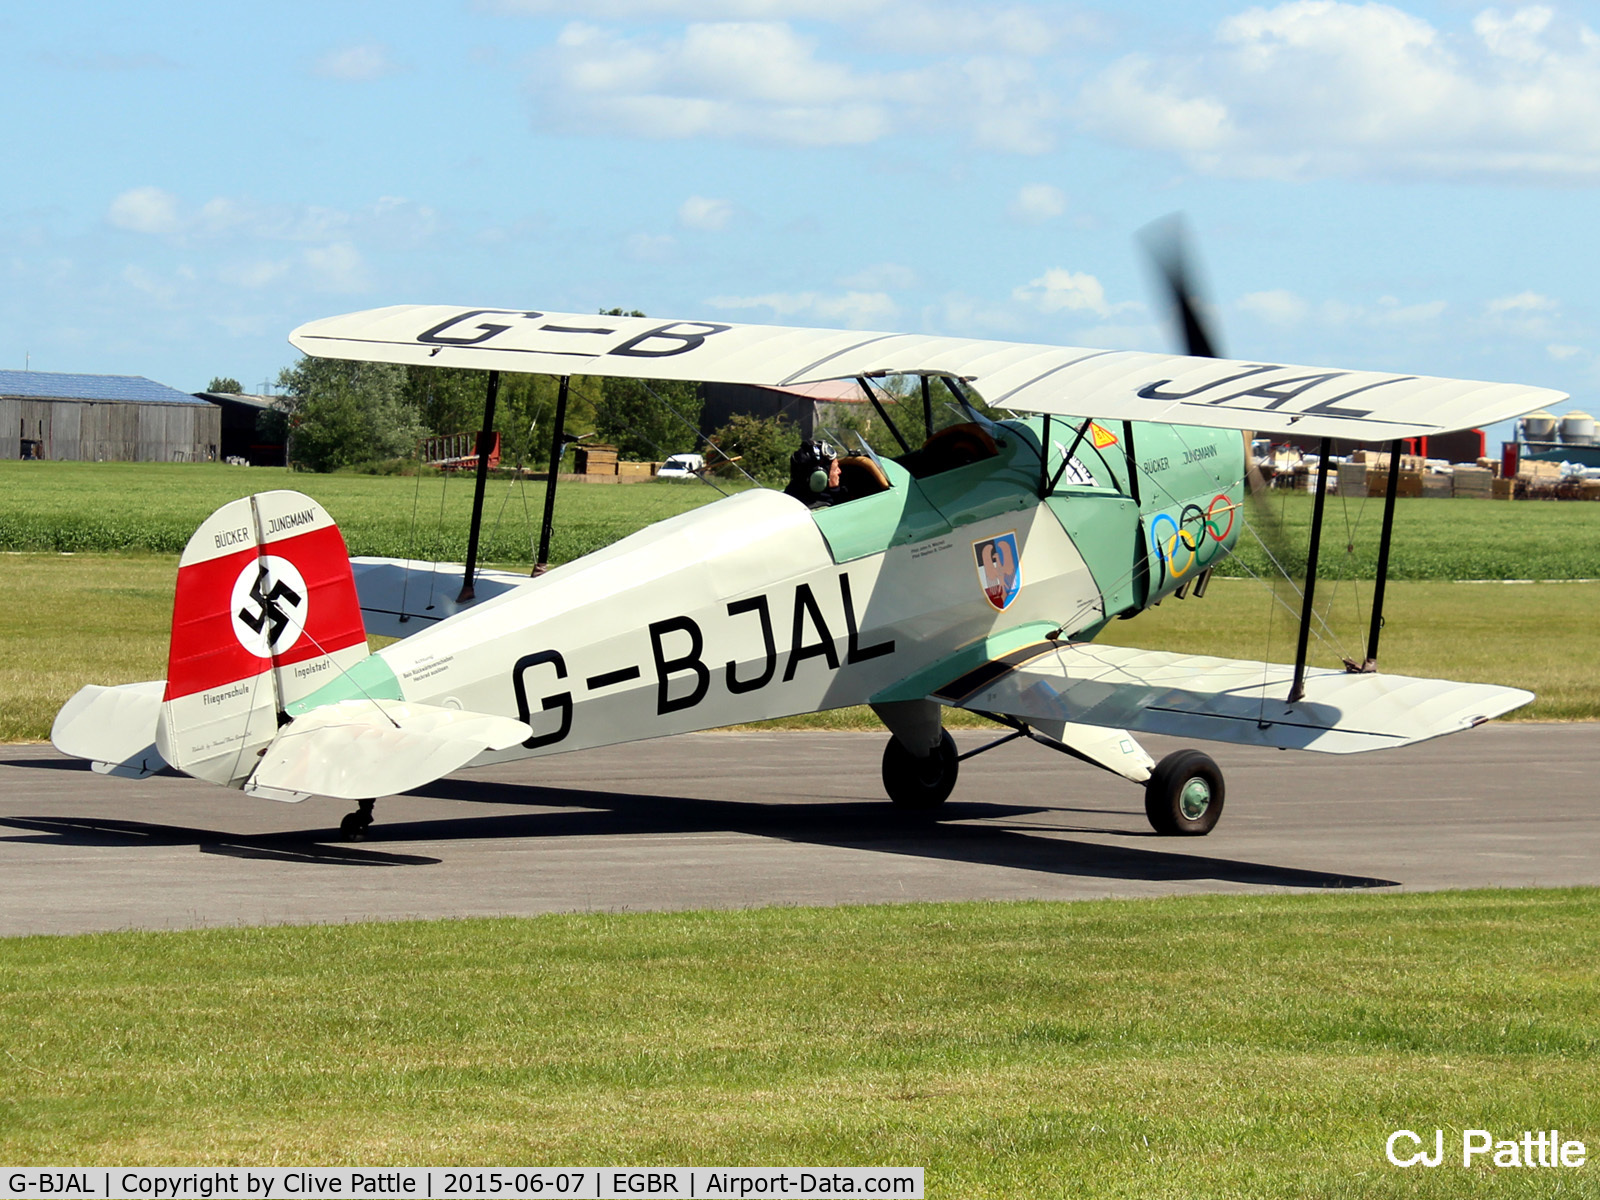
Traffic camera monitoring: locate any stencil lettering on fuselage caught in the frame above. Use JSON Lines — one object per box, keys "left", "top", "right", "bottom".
{"left": 509, "top": 572, "right": 896, "bottom": 745}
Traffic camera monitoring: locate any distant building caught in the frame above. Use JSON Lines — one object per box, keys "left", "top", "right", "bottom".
{"left": 193, "top": 391, "right": 287, "bottom": 466}
{"left": 1, "top": 370, "right": 220, "bottom": 462}
{"left": 700, "top": 379, "right": 868, "bottom": 442}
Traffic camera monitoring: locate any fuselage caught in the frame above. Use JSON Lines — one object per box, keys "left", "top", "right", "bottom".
{"left": 298, "top": 417, "right": 1244, "bottom": 762}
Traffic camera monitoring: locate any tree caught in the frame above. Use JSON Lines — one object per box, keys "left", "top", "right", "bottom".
{"left": 275, "top": 356, "right": 422, "bottom": 472}
{"left": 584, "top": 309, "right": 704, "bottom": 460}
{"left": 207, "top": 376, "right": 243, "bottom": 394}
{"left": 703, "top": 413, "right": 801, "bottom": 487}
{"left": 592, "top": 376, "right": 703, "bottom": 461}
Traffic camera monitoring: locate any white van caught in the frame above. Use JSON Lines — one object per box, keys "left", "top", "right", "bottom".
{"left": 657, "top": 453, "right": 705, "bottom": 480}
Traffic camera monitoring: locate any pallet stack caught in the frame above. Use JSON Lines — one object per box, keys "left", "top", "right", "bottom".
{"left": 1365, "top": 469, "right": 1424, "bottom": 498}
{"left": 1452, "top": 465, "right": 1495, "bottom": 499}
{"left": 574, "top": 444, "right": 619, "bottom": 476}
{"left": 1336, "top": 462, "right": 1368, "bottom": 497}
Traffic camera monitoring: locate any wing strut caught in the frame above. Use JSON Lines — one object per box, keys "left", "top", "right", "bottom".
{"left": 1288, "top": 436, "right": 1333, "bottom": 702}
{"left": 856, "top": 376, "right": 913, "bottom": 453}
{"left": 457, "top": 369, "right": 501, "bottom": 603}
{"left": 1358, "top": 437, "right": 1405, "bottom": 671}
{"left": 534, "top": 374, "right": 572, "bottom": 575}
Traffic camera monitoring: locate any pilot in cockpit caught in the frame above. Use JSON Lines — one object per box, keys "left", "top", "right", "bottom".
{"left": 784, "top": 439, "right": 851, "bottom": 509}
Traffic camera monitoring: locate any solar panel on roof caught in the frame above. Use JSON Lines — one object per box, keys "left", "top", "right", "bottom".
{"left": 0, "top": 369, "right": 208, "bottom": 406}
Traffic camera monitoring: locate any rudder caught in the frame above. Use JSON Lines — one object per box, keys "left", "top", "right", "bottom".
{"left": 157, "top": 490, "right": 368, "bottom": 787}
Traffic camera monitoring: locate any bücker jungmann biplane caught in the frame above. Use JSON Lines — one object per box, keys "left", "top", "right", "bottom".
{"left": 54, "top": 293, "right": 1560, "bottom": 840}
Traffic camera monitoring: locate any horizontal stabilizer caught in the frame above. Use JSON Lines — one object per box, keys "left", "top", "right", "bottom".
{"left": 245, "top": 700, "right": 532, "bottom": 801}
{"left": 351, "top": 557, "right": 537, "bottom": 639}
{"left": 936, "top": 642, "right": 1532, "bottom": 754}
{"left": 51, "top": 680, "right": 169, "bottom": 778}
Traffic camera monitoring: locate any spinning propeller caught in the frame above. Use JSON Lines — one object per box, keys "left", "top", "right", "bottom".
{"left": 1138, "top": 215, "right": 1297, "bottom": 589}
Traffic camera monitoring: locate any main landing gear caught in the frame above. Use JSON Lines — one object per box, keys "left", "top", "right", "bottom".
{"left": 881, "top": 729, "right": 960, "bottom": 812}
{"left": 874, "top": 701, "right": 1230, "bottom": 836}
{"left": 339, "top": 798, "right": 376, "bottom": 841}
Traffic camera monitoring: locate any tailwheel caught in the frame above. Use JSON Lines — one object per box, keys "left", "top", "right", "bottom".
{"left": 1144, "top": 749, "right": 1224, "bottom": 836}
{"left": 339, "top": 798, "right": 376, "bottom": 841}
{"left": 882, "top": 729, "right": 959, "bottom": 812}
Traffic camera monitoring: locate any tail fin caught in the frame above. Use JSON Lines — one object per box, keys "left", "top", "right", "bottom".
{"left": 156, "top": 490, "right": 368, "bottom": 787}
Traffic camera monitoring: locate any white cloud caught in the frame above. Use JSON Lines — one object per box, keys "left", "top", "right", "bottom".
{"left": 108, "top": 187, "right": 181, "bottom": 235}
{"left": 707, "top": 290, "right": 897, "bottom": 327}
{"left": 105, "top": 190, "right": 439, "bottom": 251}
{"left": 312, "top": 43, "right": 402, "bottom": 82}
{"left": 303, "top": 242, "right": 369, "bottom": 292}
{"left": 837, "top": 262, "right": 918, "bottom": 290}
{"left": 1483, "top": 289, "right": 1560, "bottom": 338}
{"left": 533, "top": 18, "right": 1053, "bottom": 151}
{"left": 1237, "top": 289, "right": 1309, "bottom": 327}
{"left": 217, "top": 259, "right": 291, "bottom": 290}
{"left": 1013, "top": 268, "right": 1128, "bottom": 318}
{"left": 626, "top": 232, "right": 678, "bottom": 260}
{"left": 119, "top": 263, "right": 197, "bottom": 305}
{"left": 541, "top": 21, "right": 909, "bottom": 146}
{"left": 1488, "top": 290, "right": 1559, "bottom": 315}
{"left": 678, "top": 195, "right": 733, "bottom": 231}
{"left": 1009, "top": 183, "right": 1066, "bottom": 223}
{"left": 488, "top": 0, "right": 883, "bottom": 16}
{"left": 1548, "top": 343, "right": 1585, "bottom": 360}
{"left": 860, "top": 5, "right": 1076, "bottom": 56}
{"left": 1075, "top": 2, "right": 1600, "bottom": 180}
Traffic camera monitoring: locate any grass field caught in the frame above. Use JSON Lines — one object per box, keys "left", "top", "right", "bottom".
{"left": 4, "top": 459, "right": 1600, "bottom": 579}
{"left": 5, "top": 463, "right": 1597, "bottom": 1195}
{"left": 4, "top": 555, "right": 1598, "bottom": 741}
{"left": 0, "top": 461, "right": 728, "bottom": 565}
{"left": 4, "top": 891, "right": 1597, "bottom": 1197}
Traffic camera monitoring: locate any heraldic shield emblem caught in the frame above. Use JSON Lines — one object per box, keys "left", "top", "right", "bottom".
{"left": 973, "top": 531, "right": 1021, "bottom": 611}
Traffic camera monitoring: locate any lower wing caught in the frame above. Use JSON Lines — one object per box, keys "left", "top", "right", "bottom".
{"left": 929, "top": 641, "right": 1531, "bottom": 754}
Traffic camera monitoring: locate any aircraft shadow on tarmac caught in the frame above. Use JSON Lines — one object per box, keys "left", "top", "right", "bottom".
{"left": 393, "top": 776, "right": 1399, "bottom": 891}
{"left": 0, "top": 814, "right": 440, "bottom": 867}
{"left": 0, "top": 756, "right": 1396, "bottom": 889}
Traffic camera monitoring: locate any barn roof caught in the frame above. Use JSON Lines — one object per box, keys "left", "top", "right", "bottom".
{"left": 0, "top": 369, "right": 209, "bottom": 406}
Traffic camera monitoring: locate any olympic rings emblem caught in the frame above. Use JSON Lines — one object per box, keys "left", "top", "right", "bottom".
{"left": 1149, "top": 493, "right": 1236, "bottom": 583}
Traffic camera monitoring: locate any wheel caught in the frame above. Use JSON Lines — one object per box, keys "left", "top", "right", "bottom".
{"left": 882, "top": 729, "right": 959, "bottom": 811}
{"left": 1144, "top": 749, "right": 1224, "bottom": 836}
{"left": 338, "top": 811, "right": 366, "bottom": 840}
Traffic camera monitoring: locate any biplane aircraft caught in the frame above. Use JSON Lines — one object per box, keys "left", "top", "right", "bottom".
{"left": 53, "top": 281, "right": 1560, "bottom": 840}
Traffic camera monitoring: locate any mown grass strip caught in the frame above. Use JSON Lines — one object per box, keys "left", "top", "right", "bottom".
{"left": 3, "top": 890, "right": 1597, "bottom": 1197}
{"left": 4, "top": 459, "right": 1600, "bottom": 580}
{"left": 0, "top": 461, "right": 727, "bottom": 565}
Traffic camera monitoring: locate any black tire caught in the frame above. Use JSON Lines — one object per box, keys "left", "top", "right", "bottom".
{"left": 1144, "top": 749, "right": 1224, "bottom": 836}
{"left": 339, "top": 811, "right": 368, "bottom": 841}
{"left": 882, "top": 729, "right": 959, "bottom": 812}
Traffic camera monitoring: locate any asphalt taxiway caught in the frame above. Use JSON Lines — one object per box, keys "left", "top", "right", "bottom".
{"left": 1, "top": 723, "right": 1594, "bottom": 936}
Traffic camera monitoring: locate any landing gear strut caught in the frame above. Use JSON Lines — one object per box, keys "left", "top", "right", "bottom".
{"left": 339, "top": 798, "right": 376, "bottom": 841}
{"left": 881, "top": 729, "right": 960, "bottom": 812}
{"left": 1144, "top": 749, "right": 1224, "bottom": 836}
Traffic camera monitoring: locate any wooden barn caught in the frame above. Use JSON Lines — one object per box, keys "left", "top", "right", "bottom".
{"left": 1, "top": 370, "right": 220, "bottom": 462}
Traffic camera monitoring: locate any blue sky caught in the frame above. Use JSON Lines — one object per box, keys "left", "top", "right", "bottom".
{"left": 5, "top": 0, "right": 1598, "bottom": 445}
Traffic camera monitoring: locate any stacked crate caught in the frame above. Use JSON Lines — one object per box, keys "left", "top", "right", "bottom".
{"left": 1452, "top": 466, "right": 1494, "bottom": 498}
{"left": 574, "top": 444, "right": 619, "bottom": 476}
{"left": 1365, "top": 470, "right": 1424, "bottom": 498}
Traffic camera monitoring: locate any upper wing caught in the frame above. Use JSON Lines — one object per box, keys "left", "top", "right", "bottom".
{"left": 290, "top": 304, "right": 1565, "bottom": 441}
{"left": 925, "top": 640, "right": 1531, "bottom": 755}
